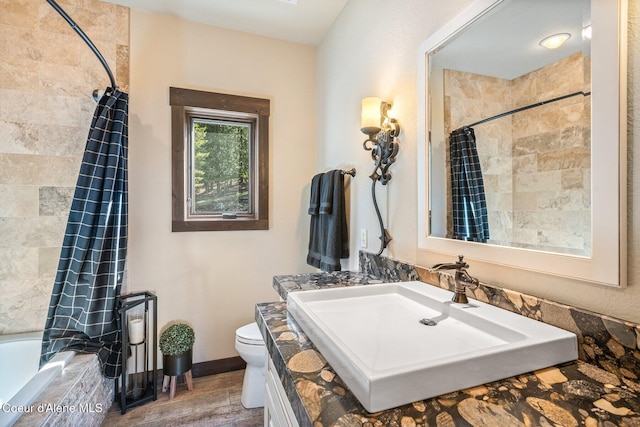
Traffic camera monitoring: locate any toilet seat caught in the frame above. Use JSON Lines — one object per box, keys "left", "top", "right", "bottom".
{"left": 236, "top": 322, "right": 264, "bottom": 346}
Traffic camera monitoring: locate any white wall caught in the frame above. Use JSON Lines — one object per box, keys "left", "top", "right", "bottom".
{"left": 128, "top": 10, "right": 317, "bottom": 362}
{"left": 318, "top": 0, "right": 640, "bottom": 324}
{"left": 318, "top": 0, "right": 474, "bottom": 268}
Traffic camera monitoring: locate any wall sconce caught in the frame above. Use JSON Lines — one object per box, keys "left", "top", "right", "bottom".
{"left": 360, "top": 97, "right": 400, "bottom": 255}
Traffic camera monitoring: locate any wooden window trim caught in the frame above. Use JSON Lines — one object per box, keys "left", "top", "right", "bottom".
{"left": 170, "top": 87, "right": 269, "bottom": 232}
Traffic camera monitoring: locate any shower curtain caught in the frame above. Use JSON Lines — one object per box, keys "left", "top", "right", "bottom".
{"left": 449, "top": 126, "right": 490, "bottom": 243}
{"left": 41, "top": 89, "right": 128, "bottom": 379}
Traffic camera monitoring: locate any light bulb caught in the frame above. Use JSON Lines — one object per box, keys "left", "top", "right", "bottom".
{"left": 361, "top": 97, "right": 382, "bottom": 135}
{"left": 539, "top": 33, "right": 571, "bottom": 49}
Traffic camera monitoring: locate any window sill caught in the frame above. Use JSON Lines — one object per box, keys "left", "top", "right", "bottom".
{"left": 172, "top": 218, "right": 268, "bottom": 232}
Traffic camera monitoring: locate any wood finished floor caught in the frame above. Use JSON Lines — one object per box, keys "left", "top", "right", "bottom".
{"left": 101, "top": 370, "right": 263, "bottom": 427}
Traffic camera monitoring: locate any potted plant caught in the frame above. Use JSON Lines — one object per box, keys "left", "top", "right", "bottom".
{"left": 159, "top": 323, "right": 195, "bottom": 376}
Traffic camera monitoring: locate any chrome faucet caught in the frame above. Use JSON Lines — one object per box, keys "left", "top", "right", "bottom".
{"left": 431, "top": 255, "right": 479, "bottom": 304}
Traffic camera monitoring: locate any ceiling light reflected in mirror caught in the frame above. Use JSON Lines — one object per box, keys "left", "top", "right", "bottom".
{"left": 539, "top": 32, "right": 571, "bottom": 49}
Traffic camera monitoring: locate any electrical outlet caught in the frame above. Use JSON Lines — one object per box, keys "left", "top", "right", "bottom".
{"left": 360, "top": 229, "right": 368, "bottom": 248}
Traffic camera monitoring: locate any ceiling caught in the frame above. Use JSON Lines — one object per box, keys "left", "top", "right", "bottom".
{"left": 102, "top": 0, "right": 589, "bottom": 78}
{"left": 102, "top": 0, "right": 349, "bottom": 46}
{"left": 430, "top": 0, "right": 590, "bottom": 80}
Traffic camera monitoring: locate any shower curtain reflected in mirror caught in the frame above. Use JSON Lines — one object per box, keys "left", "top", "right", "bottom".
{"left": 449, "top": 127, "right": 490, "bottom": 243}
{"left": 41, "top": 89, "right": 128, "bottom": 379}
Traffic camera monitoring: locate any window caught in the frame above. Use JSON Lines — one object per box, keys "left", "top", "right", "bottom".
{"left": 171, "top": 87, "right": 269, "bottom": 231}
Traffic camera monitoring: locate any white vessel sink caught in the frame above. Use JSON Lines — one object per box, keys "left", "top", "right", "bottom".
{"left": 286, "top": 281, "right": 577, "bottom": 412}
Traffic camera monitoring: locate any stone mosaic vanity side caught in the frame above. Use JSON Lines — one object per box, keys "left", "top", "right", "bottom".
{"left": 256, "top": 302, "right": 316, "bottom": 427}
{"left": 359, "top": 251, "right": 640, "bottom": 383}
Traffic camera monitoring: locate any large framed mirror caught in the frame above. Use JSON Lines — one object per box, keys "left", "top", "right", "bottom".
{"left": 417, "top": 0, "right": 627, "bottom": 286}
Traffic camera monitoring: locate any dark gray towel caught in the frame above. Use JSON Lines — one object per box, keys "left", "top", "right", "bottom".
{"left": 319, "top": 171, "right": 334, "bottom": 215}
{"left": 307, "top": 170, "right": 349, "bottom": 271}
{"left": 308, "top": 173, "right": 323, "bottom": 215}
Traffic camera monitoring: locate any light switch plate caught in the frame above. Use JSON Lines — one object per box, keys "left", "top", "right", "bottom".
{"left": 360, "top": 229, "right": 368, "bottom": 248}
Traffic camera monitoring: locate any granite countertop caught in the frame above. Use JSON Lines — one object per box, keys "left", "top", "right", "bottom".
{"left": 271, "top": 271, "right": 383, "bottom": 301}
{"left": 257, "top": 273, "right": 640, "bottom": 427}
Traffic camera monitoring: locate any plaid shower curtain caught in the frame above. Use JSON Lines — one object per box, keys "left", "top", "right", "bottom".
{"left": 449, "top": 126, "right": 490, "bottom": 243}
{"left": 41, "top": 89, "right": 128, "bottom": 379}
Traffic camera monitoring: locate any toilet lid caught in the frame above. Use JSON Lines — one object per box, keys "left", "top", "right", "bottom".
{"left": 236, "top": 322, "right": 264, "bottom": 345}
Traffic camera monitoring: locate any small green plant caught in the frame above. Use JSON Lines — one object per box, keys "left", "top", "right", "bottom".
{"left": 159, "top": 323, "right": 195, "bottom": 356}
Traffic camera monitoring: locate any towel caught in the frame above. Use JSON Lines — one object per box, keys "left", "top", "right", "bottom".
{"left": 307, "top": 170, "right": 349, "bottom": 271}
{"left": 319, "top": 171, "right": 334, "bottom": 215}
{"left": 307, "top": 173, "right": 323, "bottom": 215}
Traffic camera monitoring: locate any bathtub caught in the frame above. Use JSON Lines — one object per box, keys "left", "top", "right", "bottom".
{"left": 0, "top": 332, "right": 75, "bottom": 426}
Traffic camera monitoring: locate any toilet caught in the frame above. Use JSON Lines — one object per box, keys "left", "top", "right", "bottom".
{"left": 235, "top": 322, "right": 266, "bottom": 408}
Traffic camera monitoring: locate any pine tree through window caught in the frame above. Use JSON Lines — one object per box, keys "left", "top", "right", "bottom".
{"left": 191, "top": 119, "right": 251, "bottom": 215}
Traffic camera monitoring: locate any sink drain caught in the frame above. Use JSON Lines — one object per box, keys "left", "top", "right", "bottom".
{"left": 419, "top": 318, "right": 437, "bottom": 326}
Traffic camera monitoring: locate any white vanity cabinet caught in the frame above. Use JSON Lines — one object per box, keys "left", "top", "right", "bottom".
{"left": 264, "top": 355, "right": 300, "bottom": 427}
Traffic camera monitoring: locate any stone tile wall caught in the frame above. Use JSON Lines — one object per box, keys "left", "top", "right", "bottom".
{"left": 0, "top": 0, "right": 129, "bottom": 334}
{"left": 511, "top": 53, "right": 591, "bottom": 255}
{"left": 444, "top": 69, "right": 513, "bottom": 243}
{"left": 443, "top": 53, "right": 590, "bottom": 255}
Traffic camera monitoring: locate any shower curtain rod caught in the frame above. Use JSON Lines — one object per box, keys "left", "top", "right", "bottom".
{"left": 463, "top": 90, "right": 591, "bottom": 129}
{"left": 46, "top": 0, "right": 117, "bottom": 91}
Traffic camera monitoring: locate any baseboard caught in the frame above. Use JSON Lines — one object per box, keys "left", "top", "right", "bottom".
{"left": 153, "top": 356, "right": 246, "bottom": 385}
{"left": 191, "top": 356, "right": 246, "bottom": 378}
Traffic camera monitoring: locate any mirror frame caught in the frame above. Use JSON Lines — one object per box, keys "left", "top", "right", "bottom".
{"left": 417, "top": 0, "right": 627, "bottom": 287}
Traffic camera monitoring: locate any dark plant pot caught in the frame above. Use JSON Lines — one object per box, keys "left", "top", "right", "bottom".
{"left": 162, "top": 348, "right": 192, "bottom": 376}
